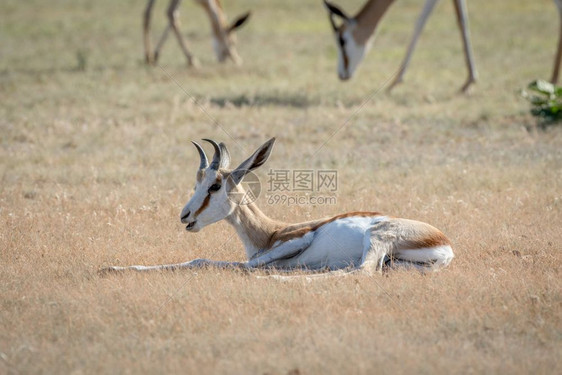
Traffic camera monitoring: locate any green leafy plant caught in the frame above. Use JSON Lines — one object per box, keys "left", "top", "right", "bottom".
{"left": 521, "top": 80, "right": 562, "bottom": 125}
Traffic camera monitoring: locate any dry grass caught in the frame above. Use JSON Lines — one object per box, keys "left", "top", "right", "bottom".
{"left": 1, "top": 0, "right": 561, "bottom": 373}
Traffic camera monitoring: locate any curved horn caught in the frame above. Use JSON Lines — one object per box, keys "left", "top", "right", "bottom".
{"left": 219, "top": 142, "right": 231, "bottom": 169}
{"left": 202, "top": 138, "right": 222, "bottom": 170}
{"left": 191, "top": 141, "right": 209, "bottom": 170}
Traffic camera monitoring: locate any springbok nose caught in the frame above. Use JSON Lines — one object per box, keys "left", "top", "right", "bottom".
{"left": 338, "top": 72, "right": 350, "bottom": 81}
{"left": 180, "top": 210, "right": 191, "bottom": 224}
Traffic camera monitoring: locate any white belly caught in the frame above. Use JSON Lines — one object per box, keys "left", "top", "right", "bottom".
{"left": 274, "top": 216, "right": 381, "bottom": 270}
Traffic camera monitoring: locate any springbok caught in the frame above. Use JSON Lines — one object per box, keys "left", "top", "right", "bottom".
{"left": 324, "top": 0, "right": 562, "bottom": 89}
{"left": 323, "top": 0, "right": 477, "bottom": 91}
{"left": 103, "top": 138, "right": 454, "bottom": 275}
{"left": 553, "top": 0, "right": 562, "bottom": 83}
{"left": 143, "top": 0, "right": 251, "bottom": 66}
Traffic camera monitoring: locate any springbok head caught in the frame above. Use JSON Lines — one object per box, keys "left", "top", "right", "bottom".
{"left": 180, "top": 138, "right": 275, "bottom": 232}
{"left": 323, "top": 0, "right": 367, "bottom": 80}
{"left": 212, "top": 11, "right": 251, "bottom": 64}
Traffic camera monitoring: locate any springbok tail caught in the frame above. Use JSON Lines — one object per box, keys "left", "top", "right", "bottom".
{"left": 386, "top": 246, "right": 454, "bottom": 271}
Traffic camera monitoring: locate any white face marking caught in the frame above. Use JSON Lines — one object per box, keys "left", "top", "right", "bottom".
{"left": 212, "top": 37, "right": 230, "bottom": 62}
{"left": 180, "top": 169, "right": 235, "bottom": 232}
{"left": 335, "top": 24, "right": 367, "bottom": 80}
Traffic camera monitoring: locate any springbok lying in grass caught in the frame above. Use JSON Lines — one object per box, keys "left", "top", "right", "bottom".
{"left": 143, "top": 0, "right": 251, "bottom": 66}
{"left": 103, "top": 138, "right": 454, "bottom": 274}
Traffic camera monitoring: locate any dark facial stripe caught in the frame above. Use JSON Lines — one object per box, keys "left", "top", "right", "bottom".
{"left": 338, "top": 31, "right": 349, "bottom": 72}
{"left": 193, "top": 177, "right": 222, "bottom": 218}
{"left": 194, "top": 193, "right": 211, "bottom": 218}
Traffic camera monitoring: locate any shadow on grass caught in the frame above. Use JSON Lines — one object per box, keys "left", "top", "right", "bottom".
{"left": 1, "top": 64, "right": 138, "bottom": 77}
{"left": 210, "top": 93, "right": 318, "bottom": 108}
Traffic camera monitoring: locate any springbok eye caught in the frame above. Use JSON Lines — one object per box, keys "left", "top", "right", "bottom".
{"left": 208, "top": 183, "right": 221, "bottom": 193}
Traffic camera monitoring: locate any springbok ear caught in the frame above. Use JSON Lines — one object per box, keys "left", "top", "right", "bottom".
{"left": 227, "top": 11, "right": 251, "bottom": 34}
{"left": 219, "top": 142, "right": 231, "bottom": 169}
{"left": 230, "top": 137, "right": 276, "bottom": 185}
{"left": 323, "top": 0, "right": 349, "bottom": 21}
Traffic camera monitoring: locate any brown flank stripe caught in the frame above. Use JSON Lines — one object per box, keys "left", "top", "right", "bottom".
{"left": 268, "top": 211, "right": 383, "bottom": 247}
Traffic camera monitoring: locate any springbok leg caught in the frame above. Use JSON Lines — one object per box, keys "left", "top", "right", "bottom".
{"left": 551, "top": 0, "right": 562, "bottom": 83}
{"left": 387, "top": 0, "right": 439, "bottom": 92}
{"left": 167, "top": 0, "right": 198, "bottom": 66}
{"left": 453, "top": 0, "right": 477, "bottom": 92}
{"left": 143, "top": 0, "right": 157, "bottom": 64}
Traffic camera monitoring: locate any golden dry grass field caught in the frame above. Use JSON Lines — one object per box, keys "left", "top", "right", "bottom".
{"left": 1, "top": 0, "right": 561, "bottom": 373}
